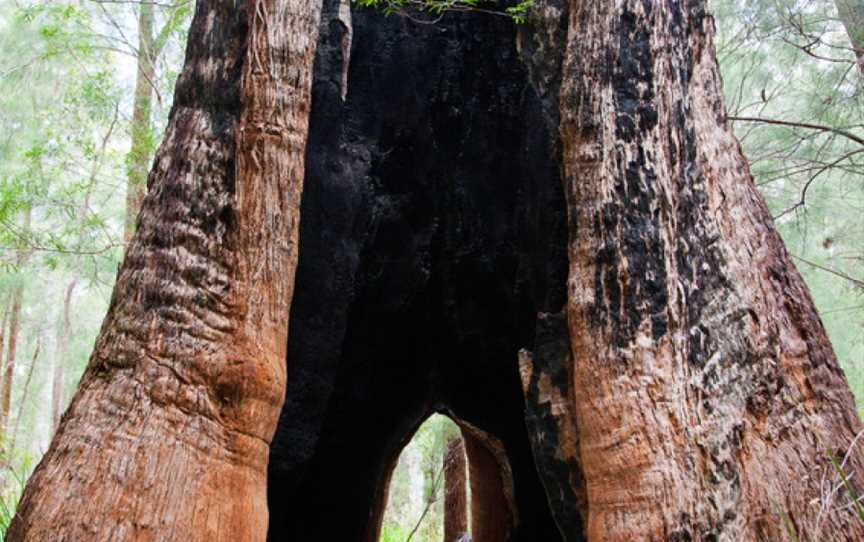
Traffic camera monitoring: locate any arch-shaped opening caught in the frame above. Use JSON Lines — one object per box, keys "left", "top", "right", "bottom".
{"left": 375, "top": 413, "right": 520, "bottom": 542}
{"left": 265, "top": 1, "right": 580, "bottom": 541}
{"left": 378, "top": 414, "right": 466, "bottom": 542}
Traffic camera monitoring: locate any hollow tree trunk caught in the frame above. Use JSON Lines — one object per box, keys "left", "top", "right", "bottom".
{"left": 6, "top": 0, "right": 322, "bottom": 540}
{"left": 559, "top": 1, "right": 864, "bottom": 540}
{"left": 443, "top": 437, "right": 468, "bottom": 542}
{"left": 124, "top": 0, "right": 155, "bottom": 244}
{"left": 836, "top": 0, "right": 864, "bottom": 73}
{"left": 50, "top": 278, "right": 77, "bottom": 431}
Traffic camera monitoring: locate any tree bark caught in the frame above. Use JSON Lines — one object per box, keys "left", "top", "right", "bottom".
{"left": 836, "top": 0, "right": 864, "bottom": 73}
{"left": 124, "top": 1, "right": 155, "bottom": 244}
{"left": 461, "top": 424, "right": 517, "bottom": 542}
{"left": 51, "top": 278, "right": 78, "bottom": 431}
{"left": 6, "top": 0, "right": 321, "bottom": 540}
{"left": 443, "top": 437, "right": 468, "bottom": 542}
{"left": 519, "top": 312, "right": 586, "bottom": 541}
{"left": 559, "top": 1, "right": 864, "bottom": 540}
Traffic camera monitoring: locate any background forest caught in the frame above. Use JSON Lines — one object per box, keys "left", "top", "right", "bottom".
{"left": 0, "top": 0, "right": 861, "bottom": 539}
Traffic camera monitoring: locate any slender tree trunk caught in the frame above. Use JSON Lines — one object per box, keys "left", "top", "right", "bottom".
{"left": 6, "top": 1, "right": 322, "bottom": 540}
{"left": 406, "top": 462, "right": 443, "bottom": 542}
{"left": 12, "top": 335, "right": 41, "bottom": 449}
{"left": 443, "top": 437, "right": 468, "bottom": 542}
{"left": 51, "top": 278, "right": 77, "bottom": 431}
{"left": 407, "top": 444, "right": 424, "bottom": 520}
{"left": 0, "top": 207, "right": 30, "bottom": 444}
{"left": 559, "top": 1, "right": 864, "bottom": 540}
{"left": 0, "top": 301, "right": 9, "bottom": 401}
{"left": 0, "top": 282, "right": 23, "bottom": 444}
{"left": 124, "top": 1, "right": 155, "bottom": 244}
{"left": 836, "top": 0, "right": 864, "bottom": 73}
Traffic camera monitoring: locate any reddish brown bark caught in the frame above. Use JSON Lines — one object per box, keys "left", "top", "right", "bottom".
{"left": 462, "top": 424, "right": 517, "bottom": 542}
{"left": 443, "top": 437, "right": 468, "bottom": 542}
{"left": 559, "top": 1, "right": 864, "bottom": 540}
{"left": 6, "top": 0, "right": 322, "bottom": 540}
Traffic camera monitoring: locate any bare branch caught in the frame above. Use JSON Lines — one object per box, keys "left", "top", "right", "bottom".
{"left": 729, "top": 115, "right": 864, "bottom": 148}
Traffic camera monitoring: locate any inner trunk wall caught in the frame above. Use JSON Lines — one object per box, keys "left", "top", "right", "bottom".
{"left": 267, "top": 3, "right": 570, "bottom": 540}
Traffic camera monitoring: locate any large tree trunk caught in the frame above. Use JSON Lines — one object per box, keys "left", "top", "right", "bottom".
{"left": 124, "top": 1, "right": 156, "bottom": 244}
{"left": 559, "top": 1, "right": 864, "bottom": 540}
{"left": 6, "top": 0, "right": 321, "bottom": 540}
{"left": 443, "top": 437, "right": 468, "bottom": 542}
{"left": 50, "top": 278, "right": 77, "bottom": 431}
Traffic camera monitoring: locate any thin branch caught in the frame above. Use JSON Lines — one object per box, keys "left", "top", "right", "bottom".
{"left": 792, "top": 255, "right": 864, "bottom": 289}
{"left": 773, "top": 148, "right": 864, "bottom": 219}
{"left": 729, "top": 116, "right": 864, "bottom": 148}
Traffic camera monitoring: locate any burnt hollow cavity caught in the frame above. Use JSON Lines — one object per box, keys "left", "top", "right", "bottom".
{"left": 267, "top": 3, "right": 574, "bottom": 540}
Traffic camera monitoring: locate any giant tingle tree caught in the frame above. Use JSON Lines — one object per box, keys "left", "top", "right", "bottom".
{"left": 7, "top": 0, "right": 322, "bottom": 539}
{"left": 7, "top": 1, "right": 864, "bottom": 542}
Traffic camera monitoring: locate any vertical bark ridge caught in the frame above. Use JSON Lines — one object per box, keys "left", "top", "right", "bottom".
{"left": 559, "top": 1, "right": 864, "bottom": 540}
{"left": 7, "top": 1, "right": 321, "bottom": 540}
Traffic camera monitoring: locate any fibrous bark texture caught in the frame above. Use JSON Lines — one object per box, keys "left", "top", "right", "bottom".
{"left": 7, "top": 1, "right": 855, "bottom": 541}
{"left": 7, "top": 0, "right": 321, "bottom": 540}
{"left": 559, "top": 1, "right": 864, "bottom": 540}
{"left": 444, "top": 437, "right": 468, "bottom": 542}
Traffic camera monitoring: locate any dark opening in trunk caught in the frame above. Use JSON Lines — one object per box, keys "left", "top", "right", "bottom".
{"left": 266, "top": 2, "right": 574, "bottom": 541}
